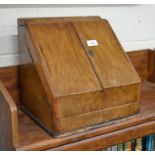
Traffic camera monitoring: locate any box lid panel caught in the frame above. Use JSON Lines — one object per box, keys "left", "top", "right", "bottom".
{"left": 73, "top": 20, "right": 140, "bottom": 88}
{"left": 26, "top": 22, "right": 102, "bottom": 97}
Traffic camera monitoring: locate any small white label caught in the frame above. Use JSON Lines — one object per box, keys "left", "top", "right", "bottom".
{"left": 87, "top": 40, "right": 98, "bottom": 47}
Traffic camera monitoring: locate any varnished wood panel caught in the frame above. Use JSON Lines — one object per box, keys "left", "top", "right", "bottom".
{"left": 148, "top": 50, "right": 155, "bottom": 83}
{"left": 0, "top": 81, "right": 19, "bottom": 150}
{"left": 0, "top": 49, "right": 148, "bottom": 107}
{"left": 53, "top": 91, "right": 103, "bottom": 118}
{"left": 18, "top": 25, "right": 54, "bottom": 133}
{"left": 26, "top": 22, "right": 102, "bottom": 97}
{"left": 73, "top": 20, "right": 140, "bottom": 88}
{"left": 0, "top": 66, "right": 20, "bottom": 105}
{"left": 102, "top": 83, "right": 140, "bottom": 109}
{"left": 53, "top": 102, "right": 139, "bottom": 133}
{"left": 0, "top": 92, "right": 14, "bottom": 150}
{"left": 20, "top": 64, "right": 53, "bottom": 131}
{"left": 127, "top": 49, "right": 150, "bottom": 81}
{"left": 18, "top": 16, "right": 101, "bottom": 26}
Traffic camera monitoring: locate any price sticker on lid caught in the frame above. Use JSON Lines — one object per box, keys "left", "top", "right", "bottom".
{"left": 87, "top": 40, "right": 99, "bottom": 47}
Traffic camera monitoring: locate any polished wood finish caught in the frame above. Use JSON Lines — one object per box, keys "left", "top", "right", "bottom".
{"left": 148, "top": 50, "right": 155, "bottom": 83}
{"left": 18, "top": 16, "right": 101, "bottom": 26}
{"left": 73, "top": 20, "right": 140, "bottom": 87}
{"left": 27, "top": 23, "right": 101, "bottom": 97}
{"left": 18, "top": 24, "right": 54, "bottom": 133}
{"left": 20, "top": 64, "right": 53, "bottom": 132}
{"left": 18, "top": 16, "right": 140, "bottom": 134}
{"left": 0, "top": 66, "right": 20, "bottom": 105}
{"left": 0, "top": 81, "right": 19, "bottom": 150}
{"left": 128, "top": 49, "right": 150, "bottom": 81}
{"left": 0, "top": 49, "right": 155, "bottom": 150}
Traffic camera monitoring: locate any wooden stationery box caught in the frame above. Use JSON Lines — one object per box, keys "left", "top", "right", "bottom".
{"left": 18, "top": 16, "right": 141, "bottom": 137}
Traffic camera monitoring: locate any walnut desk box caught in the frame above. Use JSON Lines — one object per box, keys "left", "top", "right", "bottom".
{"left": 18, "top": 16, "right": 141, "bottom": 137}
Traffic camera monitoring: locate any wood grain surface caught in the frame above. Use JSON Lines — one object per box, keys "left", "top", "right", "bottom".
{"left": 0, "top": 81, "right": 19, "bottom": 150}
{"left": 0, "top": 66, "right": 20, "bottom": 105}
{"left": 18, "top": 24, "right": 54, "bottom": 132}
{"left": 128, "top": 49, "right": 150, "bottom": 81}
{"left": 26, "top": 22, "right": 102, "bottom": 97}
{"left": 18, "top": 17, "right": 140, "bottom": 134}
{"left": 18, "top": 16, "right": 101, "bottom": 26}
{"left": 73, "top": 20, "right": 140, "bottom": 87}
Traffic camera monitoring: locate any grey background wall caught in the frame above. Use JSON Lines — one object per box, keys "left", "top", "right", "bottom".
{"left": 0, "top": 4, "right": 155, "bottom": 66}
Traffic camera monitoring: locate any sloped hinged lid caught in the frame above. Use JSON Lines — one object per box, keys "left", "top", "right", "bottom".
{"left": 24, "top": 17, "right": 140, "bottom": 98}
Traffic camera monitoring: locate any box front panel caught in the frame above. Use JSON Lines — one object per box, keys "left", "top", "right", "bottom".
{"left": 53, "top": 91, "right": 103, "bottom": 118}
{"left": 53, "top": 102, "right": 139, "bottom": 133}
{"left": 102, "top": 83, "right": 140, "bottom": 109}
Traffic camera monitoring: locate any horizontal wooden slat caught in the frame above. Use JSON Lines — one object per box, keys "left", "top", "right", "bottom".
{"left": 50, "top": 120, "right": 155, "bottom": 151}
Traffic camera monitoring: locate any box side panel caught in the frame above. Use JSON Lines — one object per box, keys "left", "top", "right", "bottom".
{"left": 18, "top": 25, "right": 53, "bottom": 130}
